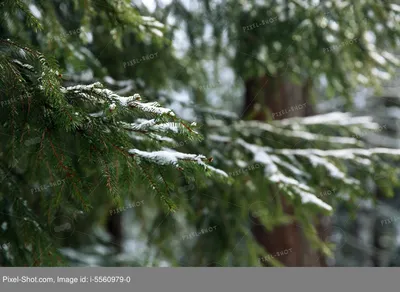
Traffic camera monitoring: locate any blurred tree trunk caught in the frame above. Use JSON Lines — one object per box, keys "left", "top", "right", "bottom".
{"left": 106, "top": 209, "right": 123, "bottom": 253}
{"left": 245, "top": 75, "right": 328, "bottom": 266}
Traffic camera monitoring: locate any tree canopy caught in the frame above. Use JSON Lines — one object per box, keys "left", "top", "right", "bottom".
{"left": 0, "top": 0, "right": 399, "bottom": 267}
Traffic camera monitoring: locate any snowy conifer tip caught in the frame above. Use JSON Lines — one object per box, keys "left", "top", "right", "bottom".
{"left": 128, "top": 148, "right": 228, "bottom": 177}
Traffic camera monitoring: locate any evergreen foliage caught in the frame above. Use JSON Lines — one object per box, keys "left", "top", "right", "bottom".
{"left": 0, "top": 0, "right": 399, "bottom": 266}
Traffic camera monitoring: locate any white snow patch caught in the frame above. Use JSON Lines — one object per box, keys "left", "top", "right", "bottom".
{"left": 29, "top": 4, "right": 42, "bottom": 19}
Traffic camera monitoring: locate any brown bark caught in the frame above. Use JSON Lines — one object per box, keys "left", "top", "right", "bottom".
{"left": 245, "top": 75, "right": 328, "bottom": 266}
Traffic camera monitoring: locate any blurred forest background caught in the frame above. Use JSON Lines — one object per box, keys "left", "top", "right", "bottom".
{"left": 0, "top": 0, "right": 400, "bottom": 267}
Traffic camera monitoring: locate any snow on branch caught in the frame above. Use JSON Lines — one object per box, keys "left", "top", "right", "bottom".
{"left": 236, "top": 139, "right": 332, "bottom": 211}
{"left": 276, "top": 147, "right": 400, "bottom": 158}
{"left": 277, "top": 112, "right": 379, "bottom": 129}
{"left": 128, "top": 148, "right": 228, "bottom": 177}
{"left": 120, "top": 120, "right": 199, "bottom": 141}
{"left": 61, "top": 82, "right": 226, "bottom": 181}
{"left": 235, "top": 120, "right": 361, "bottom": 145}
{"left": 236, "top": 138, "right": 390, "bottom": 187}
{"left": 64, "top": 82, "right": 175, "bottom": 116}
{"left": 233, "top": 135, "right": 400, "bottom": 211}
{"left": 131, "top": 101, "right": 175, "bottom": 116}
